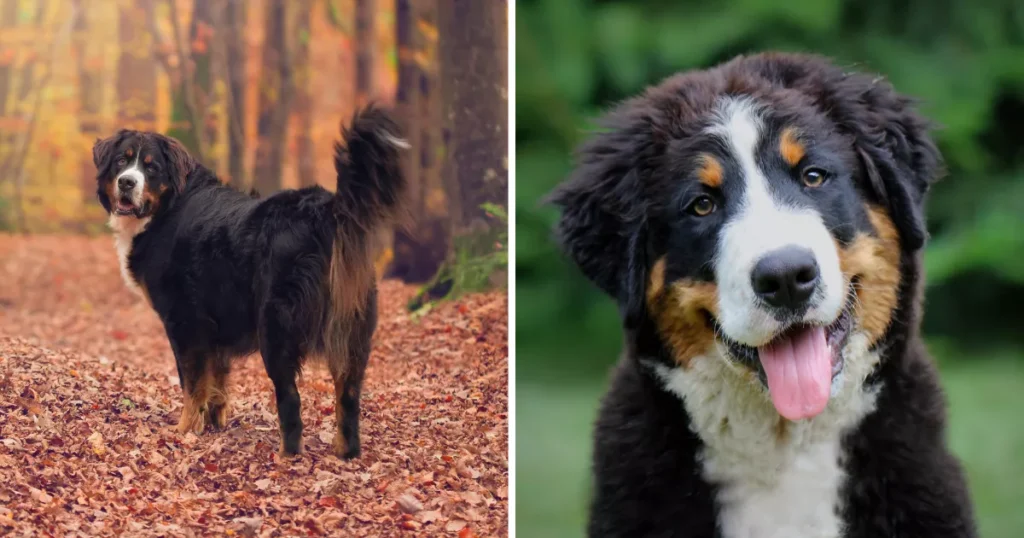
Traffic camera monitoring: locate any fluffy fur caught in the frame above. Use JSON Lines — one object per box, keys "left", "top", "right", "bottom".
{"left": 93, "top": 106, "right": 407, "bottom": 459}
{"left": 550, "top": 52, "right": 976, "bottom": 537}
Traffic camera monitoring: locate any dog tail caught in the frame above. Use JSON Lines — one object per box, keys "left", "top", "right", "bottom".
{"left": 333, "top": 105, "right": 409, "bottom": 234}
{"left": 326, "top": 106, "right": 408, "bottom": 320}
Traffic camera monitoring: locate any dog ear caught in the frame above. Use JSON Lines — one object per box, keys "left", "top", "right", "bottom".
{"left": 547, "top": 112, "right": 653, "bottom": 327}
{"left": 157, "top": 135, "right": 196, "bottom": 192}
{"left": 92, "top": 129, "right": 130, "bottom": 175}
{"left": 815, "top": 69, "right": 942, "bottom": 251}
{"left": 92, "top": 130, "right": 131, "bottom": 212}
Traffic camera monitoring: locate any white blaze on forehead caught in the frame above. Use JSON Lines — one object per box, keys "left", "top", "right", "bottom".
{"left": 709, "top": 98, "right": 845, "bottom": 347}
{"left": 115, "top": 152, "right": 145, "bottom": 206}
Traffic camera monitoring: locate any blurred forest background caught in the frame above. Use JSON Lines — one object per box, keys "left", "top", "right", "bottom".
{"left": 0, "top": 0, "right": 507, "bottom": 291}
{"left": 516, "top": 1, "right": 1024, "bottom": 537}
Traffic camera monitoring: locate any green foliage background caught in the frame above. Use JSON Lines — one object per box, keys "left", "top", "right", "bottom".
{"left": 515, "top": 1, "right": 1024, "bottom": 536}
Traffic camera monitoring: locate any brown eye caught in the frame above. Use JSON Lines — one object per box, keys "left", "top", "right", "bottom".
{"left": 117, "top": 157, "right": 127, "bottom": 166}
{"left": 689, "top": 195, "right": 716, "bottom": 217}
{"left": 801, "top": 167, "right": 827, "bottom": 188}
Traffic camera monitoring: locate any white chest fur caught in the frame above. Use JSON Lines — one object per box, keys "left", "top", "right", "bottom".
{"left": 648, "top": 333, "right": 881, "bottom": 538}
{"left": 108, "top": 214, "right": 152, "bottom": 299}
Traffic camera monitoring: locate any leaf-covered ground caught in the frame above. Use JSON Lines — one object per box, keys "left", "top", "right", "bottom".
{"left": 0, "top": 235, "right": 508, "bottom": 537}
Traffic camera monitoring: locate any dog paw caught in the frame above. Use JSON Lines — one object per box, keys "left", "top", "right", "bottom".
{"left": 330, "top": 431, "right": 347, "bottom": 459}
{"left": 331, "top": 431, "right": 360, "bottom": 460}
{"left": 207, "top": 402, "right": 231, "bottom": 429}
{"left": 278, "top": 437, "right": 304, "bottom": 459}
{"left": 176, "top": 405, "right": 206, "bottom": 435}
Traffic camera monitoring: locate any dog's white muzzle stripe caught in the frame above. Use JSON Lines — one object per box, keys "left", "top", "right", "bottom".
{"left": 115, "top": 154, "right": 145, "bottom": 206}
{"left": 709, "top": 98, "right": 846, "bottom": 347}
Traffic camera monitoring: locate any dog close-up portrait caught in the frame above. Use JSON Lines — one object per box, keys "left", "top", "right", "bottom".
{"left": 549, "top": 52, "right": 976, "bottom": 537}
{"left": 91, "top": 107, "right": 407, "bottom": 460}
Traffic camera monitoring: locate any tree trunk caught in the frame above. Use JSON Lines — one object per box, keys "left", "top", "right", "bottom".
{"left": 395, "top": 0, "right": 419, "bottom": 195}
{"left": 0, "top": 0, "right": 40, "bottom": 181}
{"left": 438, "top": 0, "right": 507, "bottom": 231}
{"left": 15, "top": 2, "right": 44, "bottom": 104}
{"left": 189, "top": 0, "right": 224, "bottom": 172}
{"left": 0, "top": 0, "right": 15, "bottom": 111}
{"left": 390, "top": 0, "right": 421, "bottom": 280}
{"left": 118, "top": 0, "right": 158, "bottom": 129}
{"left": 225, "top": 0, "right": 247, "bottom": 186}
{"left": 293, "top": 0, "right": 316, "bottom": 188}
{"left": 354, "top": 0, "right": 374, "bottom": 107}
{"left": 73, "top": 3, "right": 103, "bottom": 220}
{"left": 389, "top": 0, "right": 448, "bottom": 283}
{"left": 0, "top": 0, "right": 19, "bottom": 182}
{"left": 253, "top": 0, "right": 293, "bottom": 195}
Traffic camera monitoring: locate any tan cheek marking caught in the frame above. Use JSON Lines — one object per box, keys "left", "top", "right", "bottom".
{"left": 837, "top": 206, "right": 901, "bottom": 346}
{"left": 697, "top": 154, "right": 723, "bottom": 188}
{"left": 780, "top": 127, "right": 805, "bottom": 167}
{"left": 646, "top": 257, "right": 719, "bottom": 368}
{"left": 104, "top": 181, "right": 117, "bottom": 206}
{"left": 141, "top": 186, "right": 163, "bottom": 215}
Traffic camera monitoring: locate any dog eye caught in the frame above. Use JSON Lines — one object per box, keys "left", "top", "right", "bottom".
{"left": 688, "top": 195, "right": 716, "bottom": 217}
{"left": 117, "top": 158, "right": 127, "bottom": 166}
{"left": 801, "top": 167, "right": 828, "bottom": 188}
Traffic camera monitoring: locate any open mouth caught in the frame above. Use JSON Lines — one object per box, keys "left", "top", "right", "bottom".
{"left": 707, "top": 282, "right": 857, "bottom": 421}
{"left": 114, "top": 195, "right": 143, "bottom": 217}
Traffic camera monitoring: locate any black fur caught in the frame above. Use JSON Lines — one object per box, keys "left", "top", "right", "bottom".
{"left": 93, "top": 106, "right": 406, "bottom": 459}
{"left": 550, "top": 52, "right": 976, "bottom": 537}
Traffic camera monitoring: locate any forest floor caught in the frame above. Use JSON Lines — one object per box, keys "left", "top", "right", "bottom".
{"left": 0, "top": 235, "right": 508, "bottom": 537}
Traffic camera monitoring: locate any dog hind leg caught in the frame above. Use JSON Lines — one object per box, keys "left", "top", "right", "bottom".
{"left": 260, "top": 302, "right": 305, "bottom": 457}
{"left": 174, "top": 348, "right": 212, "bottom": 435}
{"left": 205, "top": 354, "right": 232, "bottom": 429}
{"left": 327, "top": 288, "right": 376, "bottom": 459}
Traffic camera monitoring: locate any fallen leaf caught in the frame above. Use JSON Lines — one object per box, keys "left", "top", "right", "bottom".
{"left": 397, "top": 493, "right": 422, "bottom": 514}
{"left": 0, "top": 237, "right": 508, "bottom": 537}
{"left": 419, "top": 510, "right": 442, "bottom": 523}
{"left": 87, "top": 431, "right": 105, "bottom": 456}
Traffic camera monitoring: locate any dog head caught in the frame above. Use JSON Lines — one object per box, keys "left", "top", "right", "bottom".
{"left": 550, "top": 53, "right": 940, "bottom": 420}
{"left": 93, "top": 130, "right": 196, "bottom": 220}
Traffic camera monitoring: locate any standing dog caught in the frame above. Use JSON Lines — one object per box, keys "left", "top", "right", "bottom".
{"left": 551, "top": 53, "right": 976, "bottom": 537}
{"left": 93, "top": 106, "right": 407, "bottom": 459}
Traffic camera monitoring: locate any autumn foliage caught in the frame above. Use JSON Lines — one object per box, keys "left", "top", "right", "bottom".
{"left": 0, "top": 0, "right": 399, "bottom": 233}
{"left": 0, "top": 235, "right": 508, "bottom": 535}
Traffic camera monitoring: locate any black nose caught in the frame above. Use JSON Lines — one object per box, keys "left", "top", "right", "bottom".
{"left": 751, "top": 246, "right": 820, "bottom": 311}
{"left": 117, "top": 176, "right": 136, "bottom": 191}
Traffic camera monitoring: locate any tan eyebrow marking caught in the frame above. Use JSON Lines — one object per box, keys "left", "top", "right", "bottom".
{"left": 144, "top": 155, "right": 153, "bottom": 164}
{"left": 780, "top": 127, "right": 805, "bottom": 167}
{"left": 126, "top": 148, "right": 133, "bottom": 158}
{"left": 696, "top": 153, "right": 723, "bottom": 188}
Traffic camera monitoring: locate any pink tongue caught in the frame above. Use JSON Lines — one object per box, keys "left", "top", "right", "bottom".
{"left": 757, "top": 325, "right": 832, "bottom": 421}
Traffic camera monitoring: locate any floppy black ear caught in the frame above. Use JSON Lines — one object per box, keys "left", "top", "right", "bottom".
{"left": 156, "top": 135, "right": 196, "bottom": 192}
{"left": 92, "top": 129, "right": 130, "bottom": 177}
{"left": 814, "top": 68, "right": 942, "bottom": 251}
{"left": 547, "top": 110, "right": 653, "bottom": 327}
{"left": 92, "top": 130, "right": 131, "bottom": 212}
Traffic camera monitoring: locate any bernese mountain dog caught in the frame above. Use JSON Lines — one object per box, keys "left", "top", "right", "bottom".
{"left": 549, "top": 53, "right": 977, "bottom": 537}
{"left": 92, "top": 106, "right": 407, "bottom": 459}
